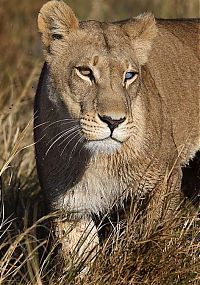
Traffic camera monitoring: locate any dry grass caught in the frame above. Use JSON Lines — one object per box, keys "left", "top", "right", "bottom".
{"left": 0, "top": 1, "right": 199, "bottom": 284}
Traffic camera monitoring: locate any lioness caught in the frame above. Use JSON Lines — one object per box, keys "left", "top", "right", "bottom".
{"left": 34, "top": 0, "right": 200, "bottom": 264}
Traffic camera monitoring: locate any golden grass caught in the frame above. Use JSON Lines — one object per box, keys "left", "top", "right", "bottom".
{"left": 0, "top": 0, "right": 199, "bottom": 284}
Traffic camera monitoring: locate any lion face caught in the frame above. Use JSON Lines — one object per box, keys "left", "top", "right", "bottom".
{"left": 38, "top": 1, "right": 157, "bottom": 154}
{"left": 51, "top": 39, "right": 141, "bottom": 153}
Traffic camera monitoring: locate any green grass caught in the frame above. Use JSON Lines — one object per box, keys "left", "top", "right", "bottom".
{"left": 0, "top": 1, "right": 199, "bottom": 284}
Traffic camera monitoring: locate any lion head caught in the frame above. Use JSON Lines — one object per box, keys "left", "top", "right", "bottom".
{"left": 37, "top": 0, "right": 158, "bottom": 155}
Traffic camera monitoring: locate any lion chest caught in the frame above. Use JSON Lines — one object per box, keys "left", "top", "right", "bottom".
{"left": 61, "top": 164, "right": 127, "bottom": 215}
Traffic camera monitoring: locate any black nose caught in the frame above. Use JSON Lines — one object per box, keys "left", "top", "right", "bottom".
{"left": 98, "top": 114, "right": 126, "bottom": 132}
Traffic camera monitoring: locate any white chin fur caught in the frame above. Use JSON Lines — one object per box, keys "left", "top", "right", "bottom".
{"left": 85, "top": 138, "right": 121, "bottom": 154}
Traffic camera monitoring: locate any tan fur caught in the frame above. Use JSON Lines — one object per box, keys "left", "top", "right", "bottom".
{"left": 37, "top": 1, "right": 200, "bottom": 266}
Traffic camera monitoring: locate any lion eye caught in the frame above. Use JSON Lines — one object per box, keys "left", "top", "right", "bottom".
{"left": 76, "top": 67, "right": 95, "bottom": 82}
{"left": 124, "top": 71, "right": 138, "bottom": 81}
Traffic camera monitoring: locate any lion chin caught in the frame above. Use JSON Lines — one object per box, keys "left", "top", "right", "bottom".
{"left": 85, "top": 138, "right": 122, "bottom": 154}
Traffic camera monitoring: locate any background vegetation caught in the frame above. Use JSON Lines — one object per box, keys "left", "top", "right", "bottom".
{"left": 0, "top": 1, "right": 199, "bottom": 284}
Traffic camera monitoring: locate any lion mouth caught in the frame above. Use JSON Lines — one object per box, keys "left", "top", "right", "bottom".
{"left": 80, "top": 114, "right": 130, "bottom": 145}
{"left": 87, "top": 135, "right": 123, "bottom": 143}
{"left": 85, "top": 137, "right": 122, "bottom": 154}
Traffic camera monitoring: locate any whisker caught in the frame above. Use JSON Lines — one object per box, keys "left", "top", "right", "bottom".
{"left": 45, "top": 127, "right": 79, "bottom": 155}
{"left": 40, "top": 118, "right": 78, "bottom": 133}
{"left": 33, "top": 121, "right": 51, "bottom": 130}
{"left": 67, "top": 136, "right": 85, "bottom": 160}
{"left": 78, "top": 139, "right": 87, "bottom": 157}
{"left": 48, "top": 126, "right": 79, "bottom": 145}
{"left": 60, "top": 132, "right": 81, "bottom": 156}
{"left": 58, "top": 128, "right": 80, "bottom": 147}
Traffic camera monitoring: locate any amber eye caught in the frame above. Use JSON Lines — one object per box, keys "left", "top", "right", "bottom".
{"left": 76, "top": 67, "right": 95, "bottom": 82}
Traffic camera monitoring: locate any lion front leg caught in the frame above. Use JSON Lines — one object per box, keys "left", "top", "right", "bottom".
{"left": 53, "top": 216, "right": 99, "bottom": 272}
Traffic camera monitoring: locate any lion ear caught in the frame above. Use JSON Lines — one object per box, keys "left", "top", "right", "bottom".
{"left": 124, "top": 13, "right": 158, "bottom": 65}
{"left": 38, "top": 0, "right": 79, "bottom": 52}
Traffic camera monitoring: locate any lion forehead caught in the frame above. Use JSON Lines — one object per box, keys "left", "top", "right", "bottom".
{"left": 68, "top": 21, "right": 133, "bottom": 60}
